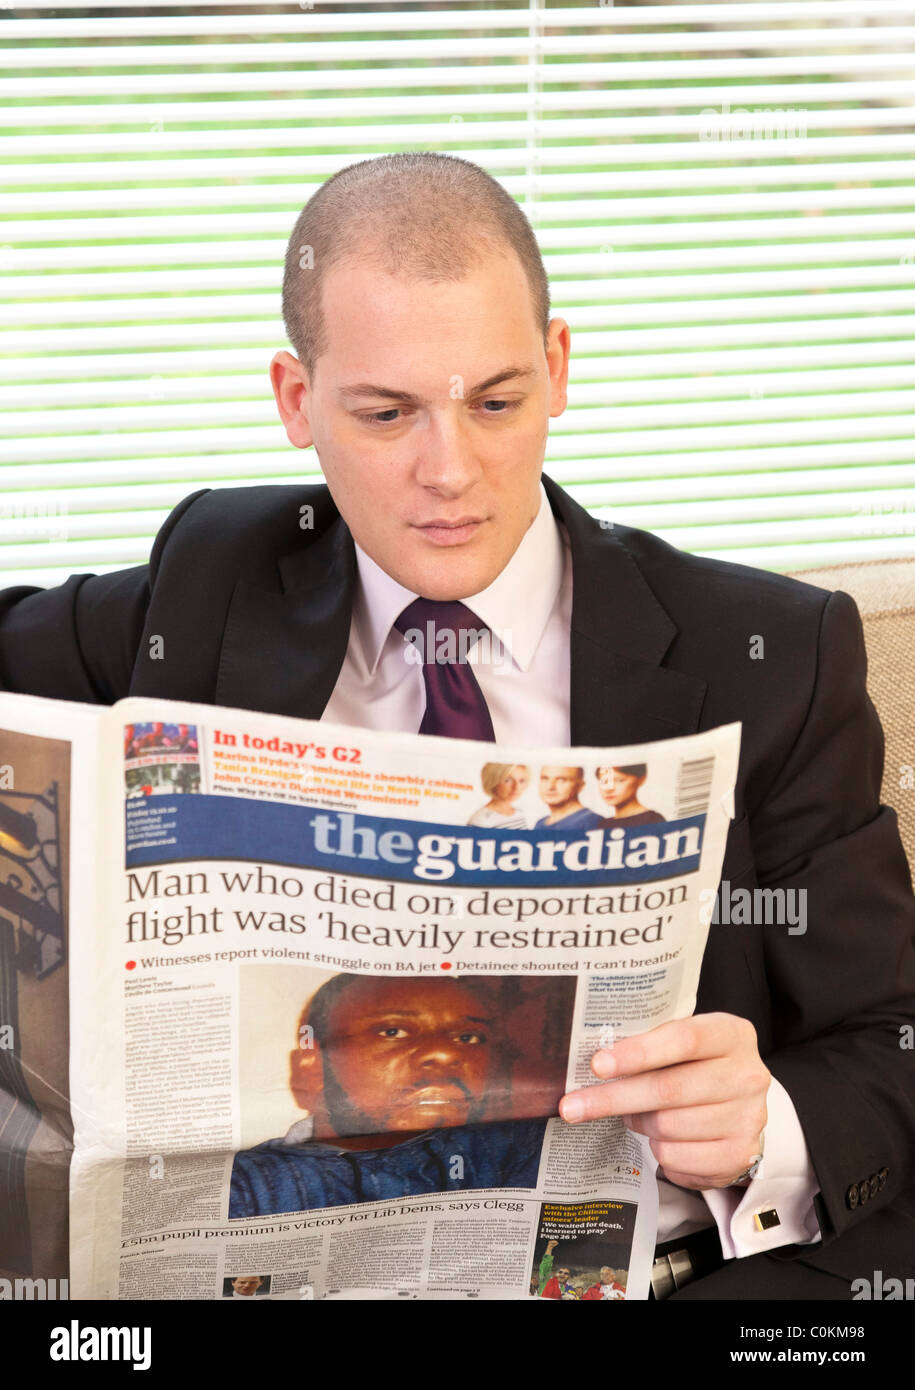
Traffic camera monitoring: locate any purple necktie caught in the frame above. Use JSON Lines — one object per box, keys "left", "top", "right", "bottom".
{"left": 393, "top": 597, "right": 496, "bottom": 742}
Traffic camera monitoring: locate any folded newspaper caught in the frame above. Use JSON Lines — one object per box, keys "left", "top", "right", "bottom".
{"left": 0, "top": 692, "right": 739, "bottom": 1301}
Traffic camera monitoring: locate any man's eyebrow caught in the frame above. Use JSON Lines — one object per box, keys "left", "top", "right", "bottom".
{"left": 337, "top": 365, "right": 536, "bottom": 406}
{"left": 356, "top": 1010, "right": 494, "bottom": 1024}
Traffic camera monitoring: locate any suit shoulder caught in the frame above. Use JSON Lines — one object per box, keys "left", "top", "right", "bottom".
{"left": 158, "top": 482, "right": 337, "bottom": 547}
{"left": 611, "top": 523, "right": 839, "bottom": 627}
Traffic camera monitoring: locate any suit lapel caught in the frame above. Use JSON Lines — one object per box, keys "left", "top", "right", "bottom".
{"left": 541, "top": 474, "right": 707, "bottom": 747}
{"left": 215, "top": 503, "right": 357, "bottom": 719}
{"left": 214, "top": 473, "right": 707, "bottom": 745}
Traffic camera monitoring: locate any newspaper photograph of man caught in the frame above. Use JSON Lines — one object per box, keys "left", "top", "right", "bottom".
{"left": 229, "top": 972, "right": 575, "bottom": 1218}
{"left": 222, "top": 1274, "right": 271, "bottom": 1299}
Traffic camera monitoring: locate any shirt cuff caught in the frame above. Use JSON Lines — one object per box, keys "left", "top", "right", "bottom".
{"left": 701, "top": 1075, "right": 823, "bottom": 1259}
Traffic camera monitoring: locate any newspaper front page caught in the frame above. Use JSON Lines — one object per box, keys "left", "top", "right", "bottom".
{"left": 0, "top": 692, "right": 740, "bottom": 1301}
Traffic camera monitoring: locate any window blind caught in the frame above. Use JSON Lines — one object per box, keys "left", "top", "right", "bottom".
{"left": 3, "top": 0, "right": 914, "bottom": 587}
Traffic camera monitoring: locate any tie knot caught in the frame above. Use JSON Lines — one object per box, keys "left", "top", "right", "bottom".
{"left": 393, "top": 597, "right": 490, "bottom": 665}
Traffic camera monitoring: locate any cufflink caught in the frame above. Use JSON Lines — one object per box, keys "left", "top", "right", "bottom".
{"left": 753, "top": 1208, "right": 781, "bottom": 1233}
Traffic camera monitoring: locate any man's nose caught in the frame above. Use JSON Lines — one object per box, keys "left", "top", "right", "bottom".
{"left": 414, "top": 1034, "right": 464, "bottom": 1067}
{"left": 412, "top": 411, "right": 482, "bottom": 494}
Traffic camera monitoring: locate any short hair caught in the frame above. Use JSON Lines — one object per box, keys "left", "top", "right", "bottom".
{"left": 597, "top": 763, "right": 647, "bottom": 779}
{"left": 281, "top": 152, "right": 551, "bottom": 383}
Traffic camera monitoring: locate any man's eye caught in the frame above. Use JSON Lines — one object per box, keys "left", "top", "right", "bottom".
{"left": 377, "top": 1026, "right": 408, "bottom": 1038}
{"left": 455, "top": 1031, "right": 486, "bottom": 1045}
{"left": 361, "top": 409, "right": 403, "bottom": 427}
{"left": 479, "top": 399, "right": 521, "bottom": 414}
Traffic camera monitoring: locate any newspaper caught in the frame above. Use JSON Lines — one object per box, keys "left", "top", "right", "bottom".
{"left": 0, "top": 691, "right": 740, "bottom": 1302}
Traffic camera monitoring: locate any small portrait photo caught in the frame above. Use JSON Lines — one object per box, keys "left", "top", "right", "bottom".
{"left": 222, "top": 1273, "right": 272, "bottom": 1299}
{"left": 595, "top": 763, "right": 665, "bottom": 828}
{"left": 535, "top": 765, "right": 604, "bottom": 830}
{"left": 466, "top": 762, "right": 531, "bottom": 829}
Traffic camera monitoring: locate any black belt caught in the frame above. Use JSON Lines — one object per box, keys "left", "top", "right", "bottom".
{"left": 649, "top": 1225, "right": 725, "bottom": 1299}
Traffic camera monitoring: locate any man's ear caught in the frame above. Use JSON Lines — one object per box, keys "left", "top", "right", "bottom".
{"left": 289, "top": 1040, "right": 325, "bottom": 1115}
{"left": 270, "top": 349, "right": 315, "bottom": 450}
{"left": 545, "top": 317, "right": 570, "bottom": 419}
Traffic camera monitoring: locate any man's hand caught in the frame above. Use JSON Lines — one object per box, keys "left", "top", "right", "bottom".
{"left": 558, "top": 1013, "right": 770, "bottom": 1190}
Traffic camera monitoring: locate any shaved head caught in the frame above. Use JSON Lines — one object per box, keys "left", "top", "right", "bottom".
{"left": 281, "top": 152, "right": 551, "bottom": 384}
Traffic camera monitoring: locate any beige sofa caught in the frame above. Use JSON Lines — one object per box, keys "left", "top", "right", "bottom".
{"left": 786, "top": 559, "right": 915, "bottom": 879}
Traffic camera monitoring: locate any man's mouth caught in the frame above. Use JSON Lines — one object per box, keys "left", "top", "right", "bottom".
{"left": 414, "top": 517, "right": 485, "bottom": 546}
{"left": 397, "top": 1081, "right": 472, "bottom": 1109}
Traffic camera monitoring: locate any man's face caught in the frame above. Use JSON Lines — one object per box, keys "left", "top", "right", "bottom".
{"left": 271, "top": 245, "right": 570, "bottom": 600}
{"left": 232, "top": 1276, "right": 262, "bottom": 1297}
{"left": 321, "top": 978, "right": 495, "bottom": 1133}
{"left": 539, "top": 766, "right": 583, "bottom": 810}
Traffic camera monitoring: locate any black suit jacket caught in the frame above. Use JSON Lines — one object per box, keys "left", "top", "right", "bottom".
{"left": 2, "top": 472, "right": 913, "bottom": 1281}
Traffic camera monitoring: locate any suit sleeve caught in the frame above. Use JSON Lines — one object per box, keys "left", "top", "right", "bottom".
{"left": 0, "top": 489, "right": 209, "bottom": 704}
{"left": 748, "top": 588, "right": 915, "bottom": 1247}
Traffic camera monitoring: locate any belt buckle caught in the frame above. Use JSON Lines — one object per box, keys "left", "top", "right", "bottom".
{"left": 650, "top": 1247, "right": 696, "bottom": 1300}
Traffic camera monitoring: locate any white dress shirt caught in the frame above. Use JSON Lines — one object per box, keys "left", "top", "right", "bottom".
{"left": 321, "top": 482, "right": 822, "bottom": 1255}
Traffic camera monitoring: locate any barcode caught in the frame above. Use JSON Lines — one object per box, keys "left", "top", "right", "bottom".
{"left": 674, "top": 755, "right": 715, "bottom": 818}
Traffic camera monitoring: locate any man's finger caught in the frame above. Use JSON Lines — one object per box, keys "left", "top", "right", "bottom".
{"left": 651, "top": 1138, "right": 758, "bottom": 1186}
{"left": 590, "top": 1013, "right": 756, "bottom": 1080}
{"left": 624, "top": 1099, "right": 758, "bottom": 1142}
{"left": 560, "top": 1058, "right": 752, "bottom": 1122}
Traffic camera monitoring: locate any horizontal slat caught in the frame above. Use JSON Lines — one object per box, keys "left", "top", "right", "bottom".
{"left": 7, "top": 83, "right": 915, "bottom": 127}
{"left": 12, "top": 4, "right": 915, "bottom": 20}
{"left": 9, "top": 8, "right": 915, "bottom": 37}
{"left": 9, "top": 311, "right": 915, "bottom": 360}
{"left": 5, "top": 463, "right": 915, "bottom": 525}
{"left": 8, "top": 262, "right": 914, "bottom": 303}
{"left": 8, "top": 233, "right": 915, "bottom": 277}
{"left": 7, "top": 55, "right": 915, "bottom": 100}
{"left": 4, "top": 435, "right": 914, "bottom": 495}
{"left": 6, "top": 335, "right": 915, "bottom": 387}
{"left": 8, "top": 410, "right": 915, "bottom": 465}
{"left": 10, "top": 212, "right": 912, "bottom": 254}
{"left": 8, "top": 31, "right": 915, "bottom": 68}
{"left": 10, "top": 388, "right": 915, "bottom": 439}
{"left": 7, "top": 136, "right": 915, "bottom": 185}
{"left": 9, "top": 362, "right": 915, "bottom": 412}
{"left": 7, "top": 108, "right": 915, "bottom": 160}
{"left": 8, "top": 290, "right": 915, "bottom": 336}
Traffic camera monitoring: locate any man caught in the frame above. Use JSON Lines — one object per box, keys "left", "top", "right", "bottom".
{"left": 229, "top": 974, "right": 546, "bottom": 1217}
{"left": 534, "top": 766, "right": 603, "bottom": 830}
{"left": 229, "top": 1275, "right": 265, "bottom": 1299}
{"left": 0, "top": 152, "right": 913, "bottom": 1297}
{"left": 538, "top": 1241, "right": 577, "bottom": 1301}
{"left": 582, "top": 1266, "right": 627, "bottom": 1301}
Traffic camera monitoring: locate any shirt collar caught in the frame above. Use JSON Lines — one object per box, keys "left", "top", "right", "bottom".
{"left": 350, "top": 481, "right": 565, "bottom": 676}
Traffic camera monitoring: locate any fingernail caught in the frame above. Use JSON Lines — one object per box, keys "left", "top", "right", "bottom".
{"left": 592, "top": 1050, "right": 616, "bottom": 1078}
{"left": 561, "top": 1096, "right": 585, "bottom": 1122}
